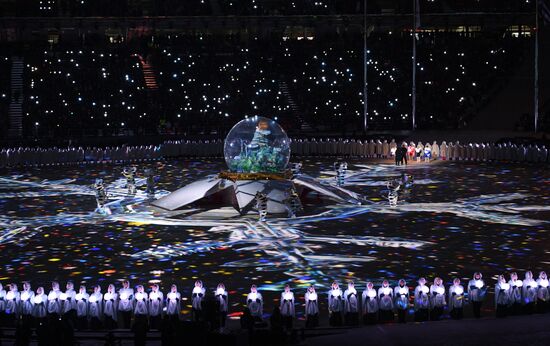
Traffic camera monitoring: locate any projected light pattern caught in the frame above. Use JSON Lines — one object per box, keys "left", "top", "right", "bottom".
{"left": 0, "top": 160, "right": 548, "bottom": 296}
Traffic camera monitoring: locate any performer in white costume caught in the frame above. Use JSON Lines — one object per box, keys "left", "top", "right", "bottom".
{"left": 536, "top": 272, "right": 549, "bottom": 313}
{"left": 495, "top": 275, "right": 512, "bottom": 318}
{"left": 88, "top": 285, "right": 103, "bottom": 330}
{"left": 166, "top": 284, "right": 182, "bottom": 323}
{"left": 429, "top": 277, "right": 446, "bottom": 321}
{"left": 191, "top": 280, "right": 205, "bottom": 322}
{"left": 32, "top": 287, "right": 48, "bottom": 325}
{"left": 467, "top": 272, "right": 486, "bottom": 318}
{"left": 394, "top": 279, "right": 409, "bottom": 323}
{"left": 448, "top": 278, "right": 465, "bottom": 320}
{"left": 214, "top": 283, "right": 228, "bottom": 328}
{"left": 362, "top": 282, "right": 378, "bottom": 325}
{"left": 247, "top": 285, "right": 263, "bottom": 321}
{"left": 118, "top": 280, "right": 134, "bottom": 328}
{"left": 343, "top": 281, "right": 359, "bottom": 325}
{"left": 20, "top": 282, "right": 35, "bottom": 325}
{"left": 523, "top": 271, "right": 538, "bottom": 314}
{"left": 280, "top": 284, "right": 295, "bottom": 329}
{"left": 432, "top": 141, "right": 439, "bottom": 160}
{"left": 414, "top": 277, "right": 430, "bottom": 322}
{"left": 149, "top": 284, "right": 164, "bottom": 329}
{"left": 304, "top": 285, "right": 319, "bottom": 328}
{"left": 328, "top": 281, "right": 344, "bottom": 326}
{"left": 509, "top": 272, "right": 523, "bottom": 315}
{"left": 4, "top": 283, "right": 20, "bottom": 326}
{"left": 62, "top": 281, "right": 77, "bottom": 327}
{"left": 103, "top": 284, "right": 118, "bottom": 329}
{"left": 75, "top": 285, "right": 89, "bottom": 330}
{"left": 378, "top": 280, "right": 394, "bottom": 322}
{"left": 47, "top": 281, "right": 62, "bottom": 321}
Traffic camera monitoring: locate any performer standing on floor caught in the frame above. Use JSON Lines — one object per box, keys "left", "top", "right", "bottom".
{"left": 214, "top": 283, "right": 228, "bottom": 328}
{"left": 394, "top": 279, "right": 409, "bottom": 323}
{"left": 344, "top": 281, "right": 359, "bottom": 325}
{"left": 523, "top": 271, "right": 538, "bottom": 314}
{"left": 467, "top": 272, "right": 486, "bottom": 318}
{"left": 118, "top": 280, "right": 133, "bottom": 329}
{"left": 509, "top": 272, "right": 523, "bottom": 315}
{"left": 75, "top": 285, "right": 89, "bottom": 330}
{"left": 166, "top": 284, "right": 182, "bottom": 323}
{"left": 430, "top": 277, "right": 446, "bottom": 321}
{"left": 536, "top": 272, "right": 549, "bottom": 313}
{"left": 414, "top": 278, "right": 430, "bottom": 321}
{"left": 280, "top": 284, "right": 295, "bottom": 329}
{"left": 191, "top": 280, "right": 205, "bottom": 322}
{"left": 305, "top": 285, "right": 319, "bottom": 328}
{"left": 449, "top": 278, "right": 465, "bottom": 320}
{"left": 495, "top": 275, "right": 512, "bottom": 318}
{"left": 247, "top": 285, "right": 263, "bottom": 322}
{"left": 103, "top": 284, "right": 118, "bottom": 330}
{"left": 362, "top": 282, "right": 379, "bottom": 325}
{"left": 328, "top": 281, "right": 344, "bottom": 326}
{"left": 378, "top": 280, "right": 394, "bottom": 322}
{"left": 88, "top": 285, "right": 103, "bottom": 330}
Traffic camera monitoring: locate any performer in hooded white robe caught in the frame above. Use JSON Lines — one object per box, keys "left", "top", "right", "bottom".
{"left": 429, "top": 277, "right": 446, "bottom": 321}
{"left": 247, "top": 285, "right": 263, "bottom": 321}
{"left": 376, "top": 140, "right": 383, "bottom": 158}
{"left": 343, "top": 281, "right": 359, "bottom": 325}
{"left": 118, "top": 280, "right": 134, "bottom": 329}
{"left": 4, "top": 283, "right": 20, "bottom": 326}
{"left": 0, "top": 283, "right": 5, "bottom": 323}
{"left": 439, "top": 141, "right": 447, "bottom": 160}
{"left": 32, "top": 287, "right": 48, "bottom": 325}
{"left": 414, "top": 278, "right": 430, "bottom": 321}
{"left": 328, "top": 281, "right": 344, "bottom": 326}
{"left": 61, "top": 281, "right": 77, "bottom": 327}
{"left": 495, "top": 275, "right": 512, "bottom": 318}
{"left": 166, "top": 285, "right": 182, "bottom": 323}
{"left": 192, "top": 280, "right": 206, "bottom": 322}
{"left": 362, "top": 282, "right": 378, "bottom": 325}
{"left": 536, "top": 271, "right": 549, "bottom": 313}
{"left": 431, "top": 141, "right": 439, "bottom": 160}
{"left": 149, "top": 284, "right": 163, "bottom": 329}
{"left": 214, "top": 283, "right": 227, "bottom": 328}
{"left": 75, "top": 286, "right": 89, "bottom": 330}
{"left": 509, "top": 272, "right": 523, "bottom": 315}
{"left": 368, "top": 140, "right": 376, "bottom": 158}
{"left": 448, "top": 278, "right": 465, "bottom": 320}
{"left": 103, "top": 284, "right": 118, "bottom": 330}
{"left": 47, "top": 281, "right": 62, "bottom": 320}
{"left": 394, "top": 279, "right": 409, "bottom": 323}
{"left": 378, "top": 280, "right": 394, "bottom": 322}
{"left": 88, "top": 285, "right": 103, "bottom": 330}
{"left": 20, "top": 282, "right": 35, "bottom": 325}
{"left": 280, "top": 284, "right": 295, "bottom": 329}
{"left": 467, "top": 272, "right": 486, "bottom": 318}
{"left": 304, "top": 285, "right": 319, "bottom": 328}
{"left": 523, "top": 271, "right": 538, "bottom": 314}
{"left": 382, "top": 140, "right": 390, "bottom": 158}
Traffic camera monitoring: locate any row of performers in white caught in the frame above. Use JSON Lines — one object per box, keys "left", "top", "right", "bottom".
{"left": 0, "top": 272, "right": 548, "bottom": 325}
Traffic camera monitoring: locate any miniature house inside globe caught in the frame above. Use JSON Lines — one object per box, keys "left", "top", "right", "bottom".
{"left": 224, "top": 116, "right": 290, "bottom": 173}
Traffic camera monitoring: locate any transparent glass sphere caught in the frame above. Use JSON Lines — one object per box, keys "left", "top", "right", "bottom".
{"left": 224, "top": 116, "right": 290, "bottom": 173}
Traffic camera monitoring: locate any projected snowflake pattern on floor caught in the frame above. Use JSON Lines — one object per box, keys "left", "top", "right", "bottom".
{"left": 0, "top": 160, "right": 548, "bottom": 294}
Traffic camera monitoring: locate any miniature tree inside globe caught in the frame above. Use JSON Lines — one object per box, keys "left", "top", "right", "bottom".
{"left": 224, "top": 117, "right": 290, "bottom": 173}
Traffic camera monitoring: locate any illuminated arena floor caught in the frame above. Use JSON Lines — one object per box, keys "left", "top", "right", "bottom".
{"left": 1, "top": 158, "right": 549, "bottom": 314}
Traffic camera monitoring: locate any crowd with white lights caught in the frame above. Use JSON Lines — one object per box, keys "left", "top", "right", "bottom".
{"left": 1, "top": 30, "right": 540, "bottom": 141}
{"left": 0, "top": 271, "right": 548, "bottom": 332}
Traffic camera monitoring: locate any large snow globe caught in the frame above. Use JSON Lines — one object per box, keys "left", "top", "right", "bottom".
{"left": 224, "top": 116, "right": 290, "bottom": 173}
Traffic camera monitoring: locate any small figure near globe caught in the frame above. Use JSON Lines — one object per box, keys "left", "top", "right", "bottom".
{"left": 122, "top": 166, "right": 137, "bottom": 195}
{"left": 93, "top": 179, "right": 108, "bottom": 210}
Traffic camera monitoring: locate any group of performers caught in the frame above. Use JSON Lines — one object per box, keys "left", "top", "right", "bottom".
{"left": 0, "top": 271, "right": 548, "bottom": 332}
{"left": 2, "top": 138, "right": 548, "bottom": 168}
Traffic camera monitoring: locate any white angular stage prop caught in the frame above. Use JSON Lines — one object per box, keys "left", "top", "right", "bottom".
{"left": 152, "top": 117, "right": 362, "bottom": 215}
